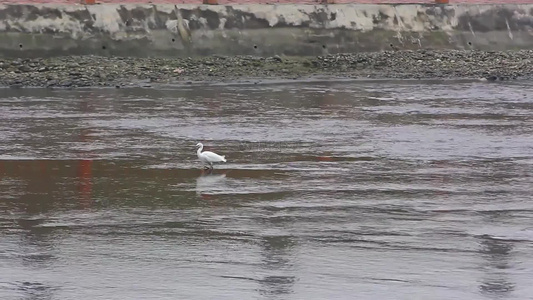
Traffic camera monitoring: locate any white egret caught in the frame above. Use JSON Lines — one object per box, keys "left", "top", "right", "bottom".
{"left": 196, "top": 142, "right": 226, "bottom": 169}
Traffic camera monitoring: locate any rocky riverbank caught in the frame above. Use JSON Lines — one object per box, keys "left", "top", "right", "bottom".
{"left": 1, "top": 50, "right": 532, "bottom": 88}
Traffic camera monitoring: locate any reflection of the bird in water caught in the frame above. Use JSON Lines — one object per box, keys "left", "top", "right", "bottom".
{"left": 478, "top": 234, "right": 515, "bottom": 297}
{"left": 195, "top": 169, "right": 227, "bottom": 199}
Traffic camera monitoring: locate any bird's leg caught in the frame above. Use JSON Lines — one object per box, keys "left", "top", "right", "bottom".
{"left": 209, "top": 162, "right": 213, "bottom": 170}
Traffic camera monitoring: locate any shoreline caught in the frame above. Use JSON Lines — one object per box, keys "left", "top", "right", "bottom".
{"left": 1, "top": 50, "right": 532, "bottom": 88}
{"left": 1, "top": 77, "right": 501, "bottom": 90}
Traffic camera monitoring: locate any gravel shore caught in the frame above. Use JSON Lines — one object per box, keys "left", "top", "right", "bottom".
{"left": 1, "top": 50, "right": 532, "bottom": 88}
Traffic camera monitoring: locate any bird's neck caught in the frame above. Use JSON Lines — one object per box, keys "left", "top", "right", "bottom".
{"left": 197, "top": 146, "right": 203, "bottom": 156}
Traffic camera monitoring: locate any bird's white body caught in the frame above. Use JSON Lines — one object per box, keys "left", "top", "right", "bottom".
{"left": 196, "top": 143, "right": 226, "bottom": 169}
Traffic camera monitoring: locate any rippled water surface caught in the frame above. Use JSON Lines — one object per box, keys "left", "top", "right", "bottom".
{"left": 1, "top": 80, "right": 532, "bottom": 300}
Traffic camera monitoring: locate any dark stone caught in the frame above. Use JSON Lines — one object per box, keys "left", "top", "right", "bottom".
{"left": 18, "top": 65, "right": 31, "bottom": 72}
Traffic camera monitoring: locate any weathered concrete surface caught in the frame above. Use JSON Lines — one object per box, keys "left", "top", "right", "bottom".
{"left": 1, "top": 4, "right": 533, "bottom": 58}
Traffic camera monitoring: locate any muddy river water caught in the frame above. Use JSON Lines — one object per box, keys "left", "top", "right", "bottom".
{"left": 1, "top": 80, "right": 532, "bottom": 300}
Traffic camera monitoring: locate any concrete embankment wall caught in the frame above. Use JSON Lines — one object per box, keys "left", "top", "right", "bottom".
{"left": 1, "top": 1, "right": 533, "bottom": 58}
